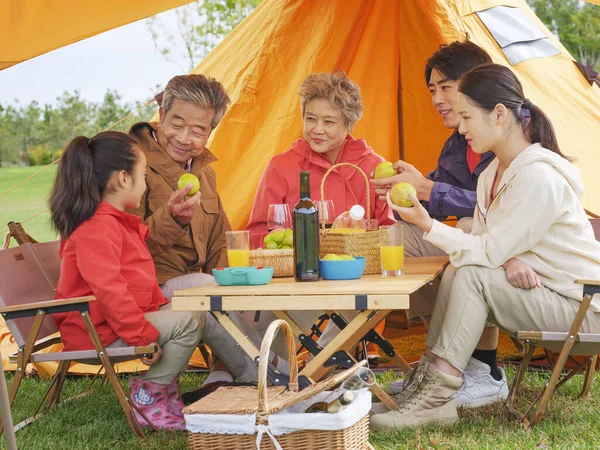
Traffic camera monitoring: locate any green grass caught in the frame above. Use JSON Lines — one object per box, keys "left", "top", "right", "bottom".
{"left": 0, "top": 166, "right": 58, "bottom": 245}
{"left": 3, "top": 368, "right": 600, "bottom": 449}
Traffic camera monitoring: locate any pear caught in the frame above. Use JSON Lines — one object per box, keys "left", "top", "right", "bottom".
{"left": 373, "top": 161, "right": 398, "bottom": 179}
{"left": 390, "top": 182, "right": 417, "bottom": 207}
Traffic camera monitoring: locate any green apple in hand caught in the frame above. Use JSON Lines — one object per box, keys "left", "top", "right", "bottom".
{"left": 178, "top": 173, "right": 200, "bottom": 196}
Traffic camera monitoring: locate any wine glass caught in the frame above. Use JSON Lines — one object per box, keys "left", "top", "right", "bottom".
{"left": 267, "top": 204, "right": 292, "bottom": 231}
{"left": 316, "top": 199, "right": 336, "bottom": 228}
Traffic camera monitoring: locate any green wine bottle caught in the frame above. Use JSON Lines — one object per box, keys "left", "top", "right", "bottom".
{"left": 293, "top": 171, "right": 320, "bottom": 282}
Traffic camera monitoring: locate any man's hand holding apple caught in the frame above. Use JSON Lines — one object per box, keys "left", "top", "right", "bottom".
{"left": 371, "top": 160, "right": 434, "bottom": 202}
{"left": 168, "top": 185, "right": 202, "bottom": 226}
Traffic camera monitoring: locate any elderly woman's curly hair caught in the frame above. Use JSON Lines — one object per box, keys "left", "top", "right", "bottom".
{"left": 299, "top": 70, "right": 363, "bottom": 131}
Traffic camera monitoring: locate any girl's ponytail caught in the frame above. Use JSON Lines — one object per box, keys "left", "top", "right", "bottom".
{"left": 525, "top": 101, "right": 572, "bottom": 161}
{"left": 49, "top": 131, "right": 139, "bottom": 238}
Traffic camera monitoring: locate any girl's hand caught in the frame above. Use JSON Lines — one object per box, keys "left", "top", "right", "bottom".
{"left": 386, "top": 191, "right": 433, "bottom": 232}
{"left": 141, "top": 341, "right": 163, "bottom": 366}
{"left": 502, "top": 258, "right": 541, "bottom": 290}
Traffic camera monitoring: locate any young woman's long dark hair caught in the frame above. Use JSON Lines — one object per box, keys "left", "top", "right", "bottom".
{"left": 49, "top": 131, "right": 140, "bottom": 239}
{"left": 458, "top": 63, "right": 570, "bottom": 160}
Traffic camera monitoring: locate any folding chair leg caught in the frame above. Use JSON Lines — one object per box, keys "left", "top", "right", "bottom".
{"left": 0, "top": 310, "right": 46, "bottom": 435}
{"left": 532, "top": 336, "right": 578, "bottom": 425}
{"left": 507, "top": 343, "right": 536, "bottom": 409}
{"left": 580, "top": 354, "right": 597, "bottom": 398}
{"left": 46, "top": 360, "right": 70, "bottom": 409}
{"left": 79, "top": 312, "right": 145, "bottom": 438}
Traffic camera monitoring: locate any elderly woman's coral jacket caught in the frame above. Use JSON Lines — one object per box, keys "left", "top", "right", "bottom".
{"left": 246, "top": 135, "right": 395, "bottom": 249}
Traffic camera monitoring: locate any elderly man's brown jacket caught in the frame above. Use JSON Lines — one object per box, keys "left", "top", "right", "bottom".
{"left": 130, "top": 122, "right": 231, "bottom": 284}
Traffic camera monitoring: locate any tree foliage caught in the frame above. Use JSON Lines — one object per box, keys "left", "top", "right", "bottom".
{"left": 528, "top": 0, "right": 600, "bottom": 70}
{"left": 0, "top": 91, "right": 155, "bottom": 167}
{"left": 147, "top": 0, "right": 263, "bottom": 71}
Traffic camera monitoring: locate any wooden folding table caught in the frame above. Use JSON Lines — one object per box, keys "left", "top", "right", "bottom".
{"left": 172, "top": 256, "right": 448, "bottom": 408}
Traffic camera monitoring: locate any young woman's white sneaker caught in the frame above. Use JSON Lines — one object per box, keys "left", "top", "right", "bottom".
{"left": 453, "top": 357, "right": 508, "bottom": 407}
{"left": 388, "top": 357, "right": 508, "bottom": 408}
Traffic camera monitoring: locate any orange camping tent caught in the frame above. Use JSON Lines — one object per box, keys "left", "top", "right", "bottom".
{"left": 180, "top": 0, "right": 600, "bottom": 230}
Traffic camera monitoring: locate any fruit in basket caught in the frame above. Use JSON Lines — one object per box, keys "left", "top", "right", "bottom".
{"left": 322, "top": 254, "right": 342, "bottom": 261}
{"left": 373, "top": 161, "right": 398, "bottom": 179}
{"left": 390, "top": 182, "right": 417, "bottom": 207}
{"left": 177, "top": 173, "right": 200, "bottom": 196}
{"left": 264, "top": 228, "right": 293, "bottom": 249}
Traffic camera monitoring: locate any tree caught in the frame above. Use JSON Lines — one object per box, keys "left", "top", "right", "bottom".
{"left": 528, "top": 0, "right": 600, "bottom": 70}
{"left": 147, "top": 0, "right": 263, "bottom": 71}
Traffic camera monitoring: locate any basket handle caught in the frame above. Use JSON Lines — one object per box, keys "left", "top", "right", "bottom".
{"left": 257, "top": 320, "right": 299, "bottom": 414}
{"left": 319, "top": 162, "right": 371, "bottom": 230}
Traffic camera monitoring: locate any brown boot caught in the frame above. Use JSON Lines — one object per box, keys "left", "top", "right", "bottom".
{"left": 370, "top": 362, "right": 462, "bottom": 431}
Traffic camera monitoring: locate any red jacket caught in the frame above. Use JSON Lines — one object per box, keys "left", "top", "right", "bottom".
{"left": 246, "top": 135, "right": 395, "bottom": 249}
{"left": 54, "top": 202, "right": 167, "bottom": 351}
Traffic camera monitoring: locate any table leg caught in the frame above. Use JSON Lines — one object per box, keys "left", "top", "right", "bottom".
{"left": 300, "top": 310, "right": 389, "bottom": 381}
{"left": 213, "top": 312, "right": 261, "bottom": 361}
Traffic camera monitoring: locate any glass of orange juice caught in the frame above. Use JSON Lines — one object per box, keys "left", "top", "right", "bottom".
{"left": 379, "top": 225, "right": 404, "bottom": 276}
{"left": 226, "top": 231, "right": 250, "bottom": 267}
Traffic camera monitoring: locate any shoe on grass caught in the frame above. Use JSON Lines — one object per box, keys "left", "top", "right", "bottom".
{"left": 370, "top": 362, "right": 462, "bottom": 431}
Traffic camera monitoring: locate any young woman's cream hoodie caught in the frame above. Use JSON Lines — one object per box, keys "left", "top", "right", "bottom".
{"left": 424, "top": 143, "right": 600, "bottom": 310}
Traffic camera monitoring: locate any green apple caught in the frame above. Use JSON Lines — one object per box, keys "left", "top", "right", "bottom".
{"left": 373, "top": 161, "right": 398, "bottom": 179}
{"left": 283, "top": 229, "right": 293, "bottom": 237}
{"left": 280, "top": 245, "right": 292, "bottom": 249}
{"left": 322, "top": 254, "right": 342, "bottom": 261}
{"left": 390, "top": 182, "right": 417, "bottom": 207}
{"left": 269, "top": 230, "right": 284, "bottom": 243}
{"left": 282, "top": 235, "right": 293, "bottom": 247}
{"left": 265, "top": 241, "right": 279, "bottom": 249}
{"left": 339, "top": 254, "right": 355, "bottom": 260}
{"left": 178, "top": 173, "right": 200, "bottom": 196}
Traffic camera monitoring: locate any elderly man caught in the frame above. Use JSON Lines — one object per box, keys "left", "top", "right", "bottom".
{"left": 130, "top": 74, "right": 261, "bottom": 390}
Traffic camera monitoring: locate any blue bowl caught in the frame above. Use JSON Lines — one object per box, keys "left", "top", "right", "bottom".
{"left": 319, "top": 256, "right": 366, "bottom": 280}
{"left": 212, "top": 267, "right": 274, "bottom": 286}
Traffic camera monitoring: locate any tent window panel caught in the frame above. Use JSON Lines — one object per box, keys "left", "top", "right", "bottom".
{"left": 477, "top": 6, "right": 560, "bottom": 65}
{"left": 502, "top": 38, "right": 561, "bottom": 66}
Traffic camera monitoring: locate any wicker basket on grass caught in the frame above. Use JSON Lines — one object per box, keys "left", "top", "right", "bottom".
{"left": 249, "top": 248, "right": 294, "bottom": 277}
{"left": 185, "top": 320, "right": 371, "bottom": 450}
{"left": 319, "top": 163, "right": 381, "bottom": 274}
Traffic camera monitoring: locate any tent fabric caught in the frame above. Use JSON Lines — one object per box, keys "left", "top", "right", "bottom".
{"left": 180, "top": 0, "right": 600, "bottom": 231}
{"left": 0, "top": 0, "right": 194, "bottom": 70}
{"left": 585, "top": 0, "right": 600, "bottom": 5}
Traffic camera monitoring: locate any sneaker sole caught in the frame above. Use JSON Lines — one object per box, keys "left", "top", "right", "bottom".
{"left": 456, "top": 393, "right": 507, "bottom": 408}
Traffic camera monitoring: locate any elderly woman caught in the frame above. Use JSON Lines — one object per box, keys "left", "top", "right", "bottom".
{"left": 246, "top": 70, "right": 394, "bottom": 248}
{"left": 244, "top": 70, "right": 394, "bottom": 358}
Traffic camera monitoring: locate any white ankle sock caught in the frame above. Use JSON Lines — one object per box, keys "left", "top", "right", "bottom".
{"left": 202, "top": 370, "right": 233, "bottom": 386}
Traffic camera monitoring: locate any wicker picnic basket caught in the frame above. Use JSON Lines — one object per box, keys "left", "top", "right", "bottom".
{"left": 249, "top": 248, "right": 294, "bottom": 277}
{"left": 319, "top": 163, "right": 381, "bottom": 274}
{"left": 184, "top": 320, "right": 371, "bottom": 450}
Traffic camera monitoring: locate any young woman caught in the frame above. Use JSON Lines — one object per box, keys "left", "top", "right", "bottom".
{"left": 49, "top": 131, "right": 202, "bottom": 431}
{"left": 371, "top": 64, "right": 600, "bottom": 430}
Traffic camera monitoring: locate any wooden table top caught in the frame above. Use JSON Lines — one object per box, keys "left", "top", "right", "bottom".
{"left": 173, "top": 256, "right": 448, "bottom": 297}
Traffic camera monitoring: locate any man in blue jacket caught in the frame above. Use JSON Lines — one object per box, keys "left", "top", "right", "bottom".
{"left": 371, "top": 41, "right": 507, "bottom": 408}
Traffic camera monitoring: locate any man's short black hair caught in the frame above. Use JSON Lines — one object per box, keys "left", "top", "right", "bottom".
{"left": 425, "top": 41, "right": 493, "bottom": 85}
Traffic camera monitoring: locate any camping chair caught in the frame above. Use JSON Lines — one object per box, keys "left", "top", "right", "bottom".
{"left": 0, "top": 241, "right": 157, "bottom": 438}
{"left": 506, "top": 218, "right": 600, "bottom": 426}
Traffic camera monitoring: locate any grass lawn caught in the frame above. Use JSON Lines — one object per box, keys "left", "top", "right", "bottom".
{"left": 4, "top": 367, "right": 600, "bottom": 449}
{"left": 0, "top": 166, "right": 58, "bottom": 245}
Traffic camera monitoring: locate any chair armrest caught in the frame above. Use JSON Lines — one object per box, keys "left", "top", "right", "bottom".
{"left": 0, "top": 296, "right": 96, "bottom": 315}
{"left": 8, "top": 335, "right": 64, "bottom": 365}
{"left": 575, "top": 279, "right": 600, "bottom": 287}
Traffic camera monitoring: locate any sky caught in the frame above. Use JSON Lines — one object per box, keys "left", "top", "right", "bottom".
{"left": 0, "top": 7, "right": 191, "bottom": 108}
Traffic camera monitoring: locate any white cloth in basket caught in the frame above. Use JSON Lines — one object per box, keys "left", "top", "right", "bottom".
{"left": 185, "top": 389, "right": 371, "bottom": 448}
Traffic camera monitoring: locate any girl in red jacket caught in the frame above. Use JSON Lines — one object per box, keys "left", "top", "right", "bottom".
{"left": 49, "top": 131, "right": 202, "bottom": 431}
